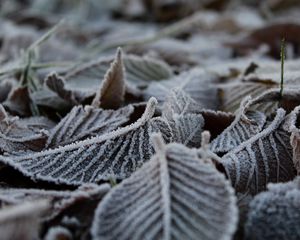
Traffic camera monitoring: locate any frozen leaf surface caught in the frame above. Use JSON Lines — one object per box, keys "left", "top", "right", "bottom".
{"left": 0, "top": 98, "right": 172, "bottom": 184}
{"left": 211, "top": 97, "right": 266, "bottom": 155}
{"left": 122, "top": 54, "right": 173, "bottom": 86}
{"left": 91, "top": 134, "right": 238, "bottom": 240}
{"left": 219, "top": 79, "right": 277, "bottom": 113}
{"left": 171, "top": 113, "right": 204, "bottom": 148}
{"left": 244, "top": 177, "right": 300, "bottom": 240}
{"left": 220, "top": 109, "right": 296, "bottom": 195}
{"left": 162, "top": 89, "right": 204, "bottom": 147}
{"left": 284, "top": 105, "right": 300, "bottom": 174}
{"left": 162, "top": 88, "right": 202, "bottom": 120}
{"left": 0, "top": 105, "right": 54, "bottom": 154}
{"left": 46, "top": 104, "right": 134, "bottom": 148}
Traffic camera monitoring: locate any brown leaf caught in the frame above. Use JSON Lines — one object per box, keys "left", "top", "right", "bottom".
{"left": 92, "top": 48, "right": 126, "bottom": 109}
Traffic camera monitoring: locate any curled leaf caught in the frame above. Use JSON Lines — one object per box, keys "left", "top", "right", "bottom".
{"left": 45, "top": 73, "right": 84, "bottom": 105}
{"left": 0, "top": 106, "right": 54, "bottom": 154}
{"left": 92, "top": 48, "right": 126, "bottom": 109}
{"left": 211, "top": 97, "right": 266, "bottom": 155}
{"left": 46, "top": 51, "right": 172, "bottom": 105}
{"left": 220, "top": 109, "right": 296, "bottom": 195}
{"left": 46, "top": 104, "right": 134, "bottom": 148}
{"left": 0, "top": 98, "right": 172, "bottom": 184}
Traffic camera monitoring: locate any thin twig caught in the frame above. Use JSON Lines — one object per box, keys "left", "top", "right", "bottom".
{"left": 280, "top": 38, "right": 285, "bottom": 98}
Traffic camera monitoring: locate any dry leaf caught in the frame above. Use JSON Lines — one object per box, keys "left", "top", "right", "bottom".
{"left": 220, "top": 108, "right": 296, "bottom": 195}
{"left": 92, "top": 48, "right": 126, "bottom": 109}
{"left": 91, "top": 134, "right": 238, "bottom": 240}
{"left": 0, "top": 98, "right": 172, "bottom": 184}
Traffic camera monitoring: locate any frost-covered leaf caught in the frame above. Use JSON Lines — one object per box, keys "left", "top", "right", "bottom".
{"left": 144, "top": 68, "right": 220, "bottom": 109}
{"left": 284, "top": 105, "right": 300, "bottom": 174}
{"left": 162, "top": 88, "right": 202, "bottom": 120}
{"left": 45, "top": 72, "right": 85, "bottom": 105}
{"left": 162, "top": 89, "right": 204, "bottom": 148}
{"left": 122, "top": 54, "right": 173, "bottom": 86}
{"left": 218, "top": 79, "right": 277, "bottom": 113}
{"left": 91, "top": 134, "right": 238, "bottom": 240}
{"left": 244, "top": 177, "right": 300, "bottom": 240}
{"left": 249, "top": 88, "right": 300, "bottom": 114}
{"left": 220, "top": 109, "right": 296, "bottom": 195}
{"left": 30, "top": 88, "right": 72, "bottom": 111}
{"left": 211, "top": 97, "right": 266, "bottom": 155}
{"left": 0, "top": 200, "right": 49, "bottom": 240}
{"left": 92, "top": 48, "right": 126, "bottom": 109}
{"left": 46, "top": 104, "right": 134, "bottom": 148}
{"left": 219, "top": 61, "right": 300, "bottom": 113}
{"left": 171, "top": 113, "right": 204, "bottom": 148}
{"left": 0, "top": 106, "right": 54, "bottom": 154}
{"left": 45, "top": 52, "right": 172, "bottom": 105}
{"left": 0, "top": 98, "right": 172, "bottom": 184}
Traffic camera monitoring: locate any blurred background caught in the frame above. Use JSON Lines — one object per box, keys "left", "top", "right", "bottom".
{"left": 1, "top": 0, "right": 300, "bottom": 65}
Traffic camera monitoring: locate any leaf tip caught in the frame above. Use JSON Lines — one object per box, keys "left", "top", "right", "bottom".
{"left": 151, "top": 133, "right": 166, "bottom": 153}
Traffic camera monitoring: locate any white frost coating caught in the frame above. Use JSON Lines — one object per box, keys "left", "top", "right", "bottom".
{"left": 91, "top": 141, "right": 238, "bottom": 240}
{"left": 172, "top": 113, "right": 204, "bottom": 148}
{"left": 123, "top": 54, "right": 173, "bottom": 86}
{"left": 221, "top": 109, "right": 296, "bottom": 195}
{"left": 0, "top": 98, "right": 173, "bottom": 184}
{"left": 46, "top": 104, "right": 134, "bottom": 148}
{"left": 211, "top": 96, "right": 266, "bottom": 154}
{"left": 284, "top": 106, "right": 300, "bottom": 174}
{"left": 152, "top": 133, "right": 171, "bottom": 240}
{"left": 162, "top": 89, "right": 204, "bottom": 148}
{"left": 162, "top": 88, "right": 202, "bottom": 120}
{"left": 219, "top": 78, "right": 279, "bottom": 113}
{"left": 0, "top": 109, "right": 52, "bottom": 153}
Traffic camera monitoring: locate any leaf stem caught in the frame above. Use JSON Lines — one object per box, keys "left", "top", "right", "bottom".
{"left": 280, "top": 38, "right": 285, "bottom": 98}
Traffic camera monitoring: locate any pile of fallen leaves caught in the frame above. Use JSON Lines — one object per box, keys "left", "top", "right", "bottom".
{"left": 0, "top": 0, "right": 300, "bottom": 239}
